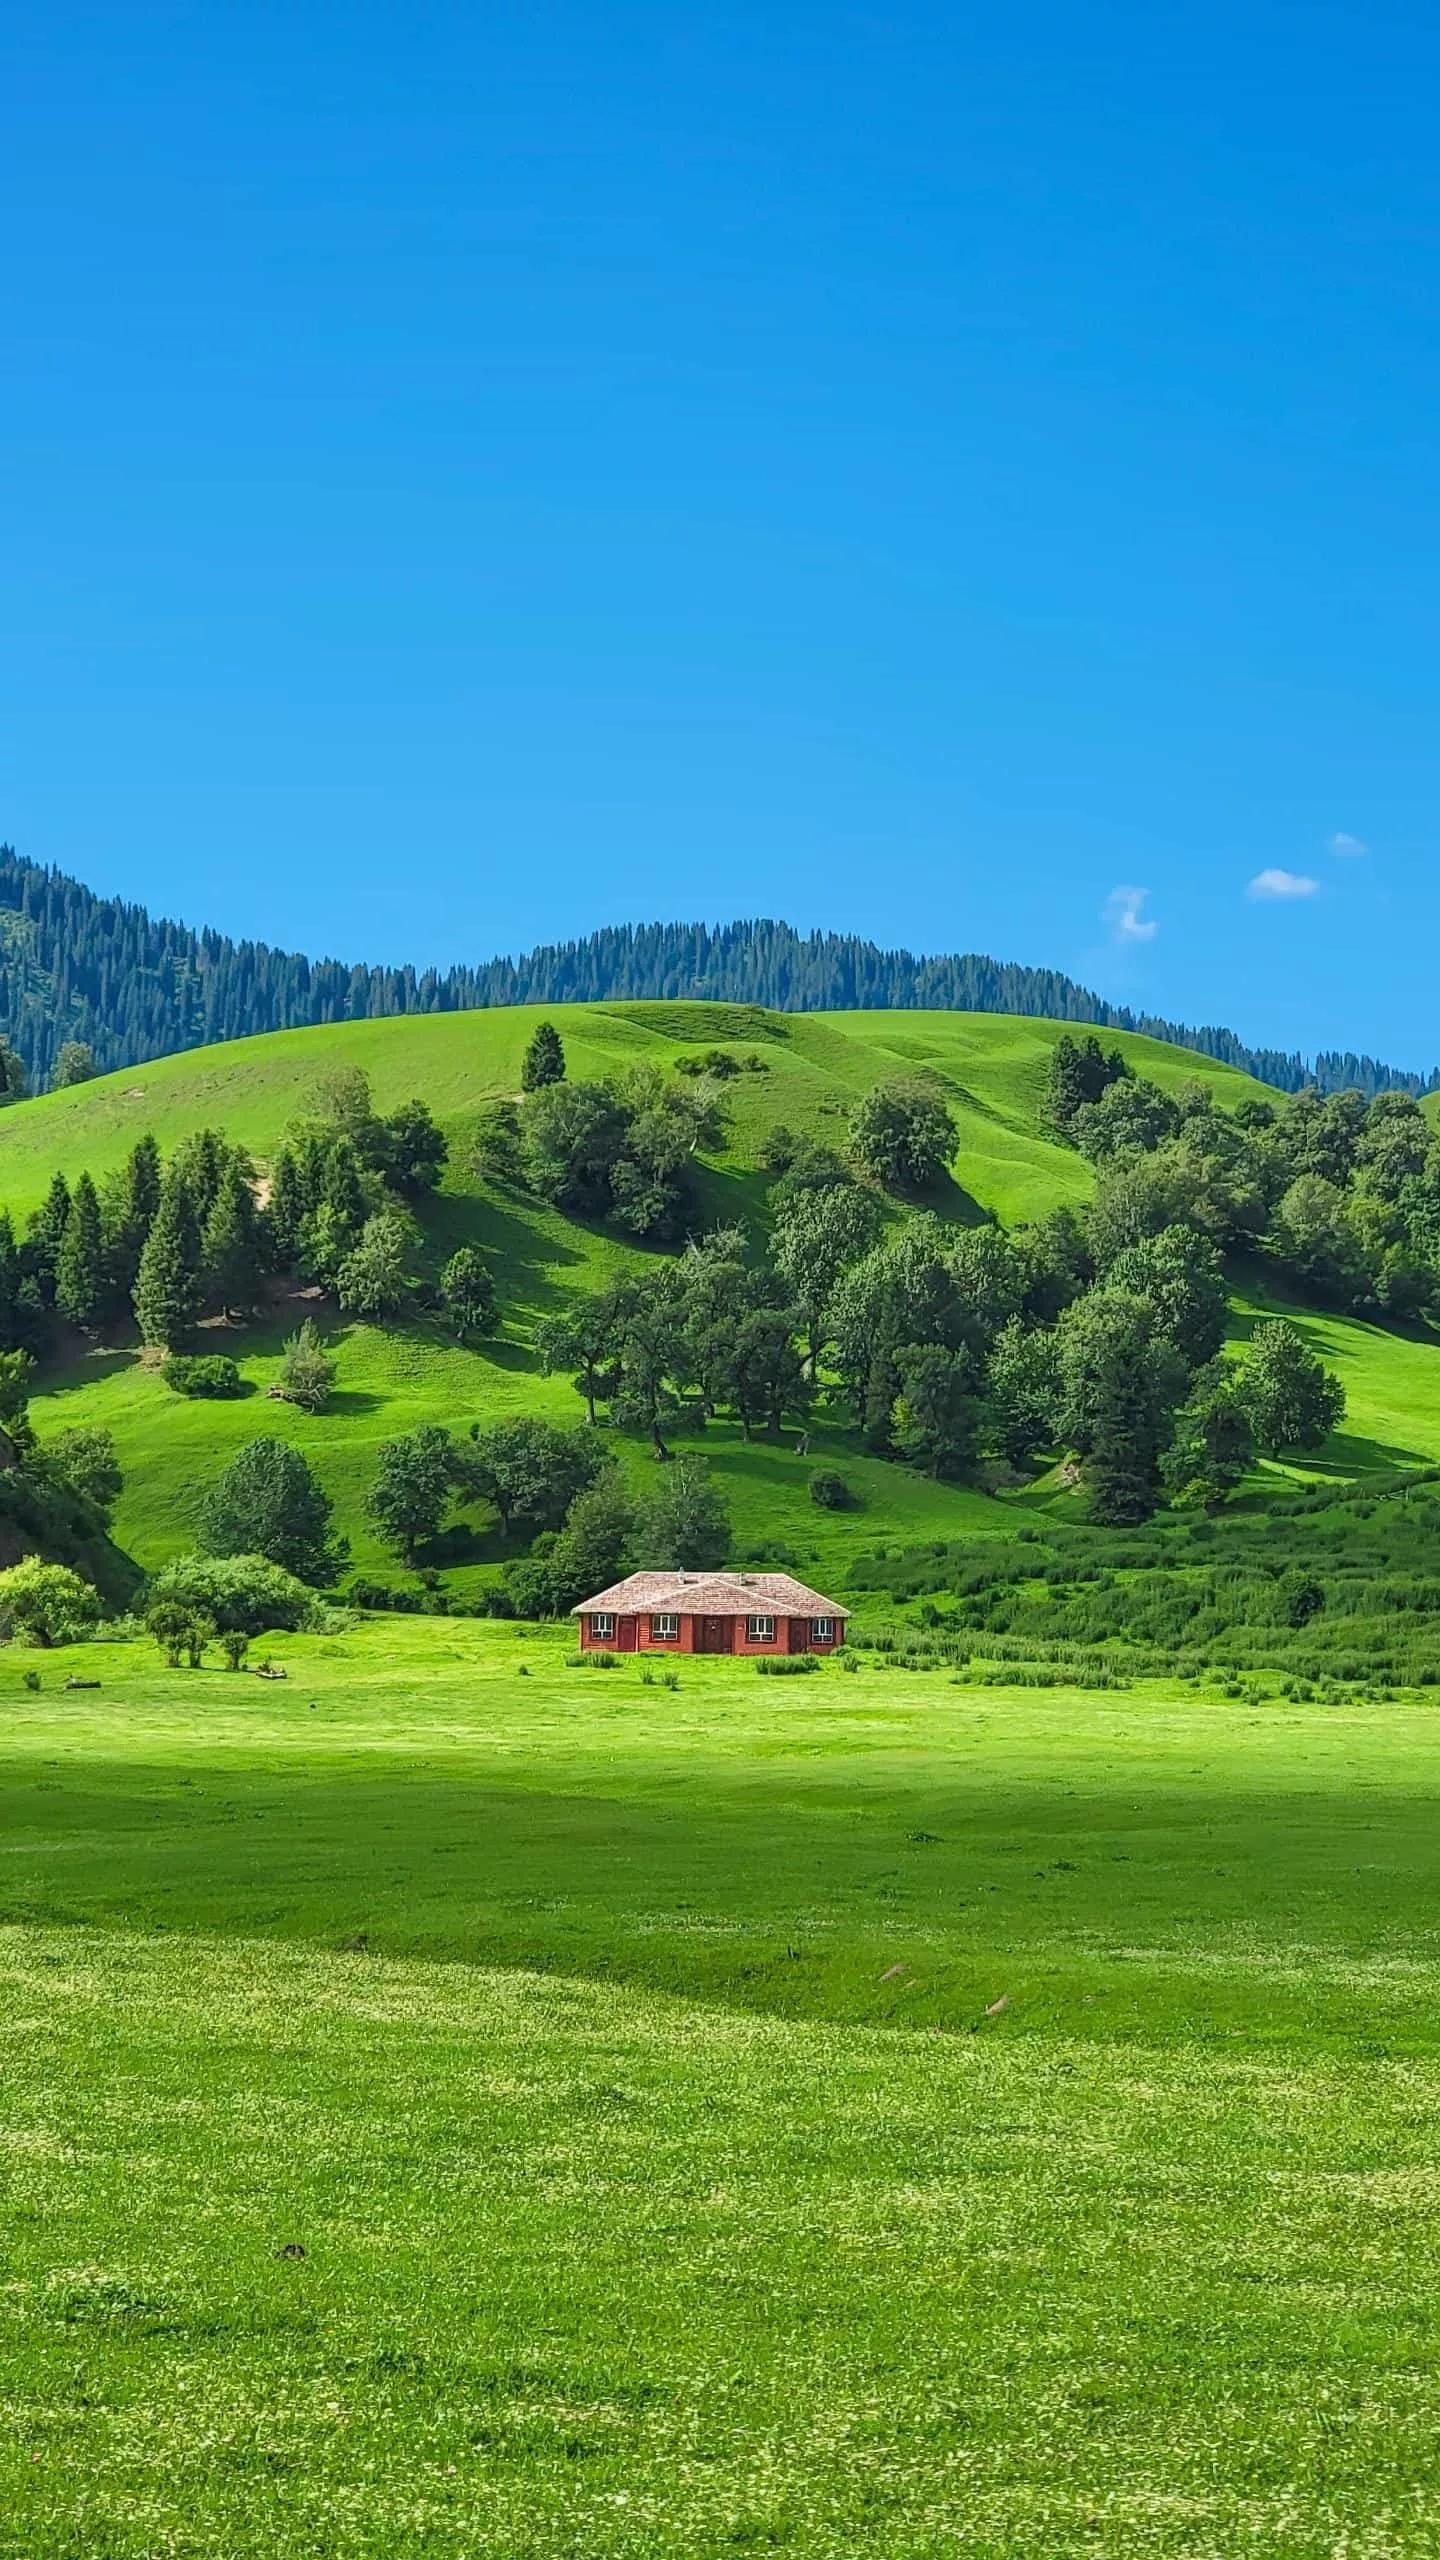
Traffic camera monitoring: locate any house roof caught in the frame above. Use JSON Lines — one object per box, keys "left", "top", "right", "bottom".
{"left": 573, "top": 1569, "right": 846, "bottom": 1619}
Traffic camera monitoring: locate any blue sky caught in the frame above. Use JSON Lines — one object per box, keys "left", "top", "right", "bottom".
{"left": 3, "top": 3, "right": 1438, "bottom": 1064}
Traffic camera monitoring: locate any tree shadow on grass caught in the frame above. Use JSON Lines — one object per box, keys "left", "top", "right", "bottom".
{"left": 37, "top": 1349, "right": 142, "bottom": 1399}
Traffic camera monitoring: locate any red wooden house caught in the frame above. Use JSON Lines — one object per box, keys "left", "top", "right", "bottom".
{"left": 574, "top": 1570, "right": 847, "bottom": 1656}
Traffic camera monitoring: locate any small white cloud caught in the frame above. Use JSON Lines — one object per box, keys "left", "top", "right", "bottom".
{"left": 1103, "top": 884, "right": 1158, "bottom": 944}
{"left": 1248, "top": 868, "right": 1320, "bottom": 902}
{"left": 1328, "top": 830, "right": 1368, "bottom": 857}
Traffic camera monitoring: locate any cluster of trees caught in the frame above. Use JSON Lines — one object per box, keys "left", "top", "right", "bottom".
{"left": 505, "top": 1117, "right": 1346, "bottom": 1524}
{"left": 12, "top": 846, "right": 1433, "bottom": 1094}
{"left": 481, "top": 1028, "right": 959, "bottom": 1245}
{"left": 0, "top": 1068, "right": 493, "bottom": 1357}
{"left": 1047, "top": 1035, "right": 1440, "bottom": 1322}
{"left": 478, "top": 1024, "right": 730, "bottom": 1242}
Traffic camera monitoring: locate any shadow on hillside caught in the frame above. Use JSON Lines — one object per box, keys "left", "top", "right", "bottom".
{"left": 11, "top": 1759, "right": 1440, "bottom": 2045}
{"left": 420, "top": 1189, "right": 596, "bottom": 1316}
{"left": 37, "top": 1348, "right": 140, "bottom": 1398}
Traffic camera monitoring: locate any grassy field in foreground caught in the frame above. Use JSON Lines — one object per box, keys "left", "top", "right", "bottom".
{"left": 5, "top": 1620, "right": 1440, "bottom": 2553}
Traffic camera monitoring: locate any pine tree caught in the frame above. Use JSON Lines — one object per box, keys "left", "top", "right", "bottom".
{"left": 0, "top": 1212, "right": 19, "bottom": 1354}
{"left": 196, "top": 1435, "right": 342, "bottom": 1584}
{"left": 266, "top": 1148, "right": 308, "bottom": 1268}
{"left": 0, "top": 1038, "right": 27, "bottom": 1104}
{"left": 171, "top": 1127, "right": 228, "bottom": 1223}
{"left": 104, "top": 1132, "right": 163, "bottom": 1297}
{"left": 25, "top": 1173, "right": 71, "bottom": 1306}
{"left": 55, "top": 1173, "right": 108, "bottom": 1333}
{"left": 134, "top": 1176, "right": 203, "bottom": 1349}
{"left": 203, "top": 1159, "right": 262, "bottom": 1318}
{"left": 521, "top": 1021, "right": 566, "bottom": 1091}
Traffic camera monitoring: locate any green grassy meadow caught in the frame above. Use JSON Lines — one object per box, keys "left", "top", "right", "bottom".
{"left": 6, "top": 1619, "right": 1440, "bottom": 2554}
{"left": 5, "top": 998, "right": 1439, "bottom": 1580}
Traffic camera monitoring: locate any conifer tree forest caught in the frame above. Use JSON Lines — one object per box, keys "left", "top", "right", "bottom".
{"left": 0, "top": 846, "right": 1432, "bottom": 1096}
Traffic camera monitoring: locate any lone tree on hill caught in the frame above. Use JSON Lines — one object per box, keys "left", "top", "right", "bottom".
{"left": 196, "top": 1436, "right": 343, "bottom": 1585}
{"left": 1239, "top": 1320, "right": 1346, "bottom": 1453}
{"left": 848, "top": 1079, "right": 955, "bottom": 1194}
{"left": 440, "top": 1246, "right": 497, "bottom": 1341}
{"left": 273, "top": 1319, "right": 336, "bottom": 1412}
{"left": 52, "top": 1040, "right": 96, "bottom": 1089}
{"left": 366, "top": 1425, "right": 455, "bottom": 1563}
{"left": 521, "top": 1020, "right": 566, "bottom": 1092}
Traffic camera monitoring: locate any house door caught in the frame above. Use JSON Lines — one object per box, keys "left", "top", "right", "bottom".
{"left": 698, "top": 1616, "right": 732, "bottom": 1653}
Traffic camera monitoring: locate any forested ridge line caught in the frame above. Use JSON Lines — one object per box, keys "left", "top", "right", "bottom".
{"left": 0, "top": 845, "right": 1431, "bottom": 1098}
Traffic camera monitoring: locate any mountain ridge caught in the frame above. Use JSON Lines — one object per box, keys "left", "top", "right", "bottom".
{"left": 0, "top": 845, "right": 1431, "bottom": 1099}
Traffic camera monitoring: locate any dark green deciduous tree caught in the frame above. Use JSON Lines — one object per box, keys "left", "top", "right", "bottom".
{"left": 458, "top": 1416, "right": 603, "bottom": 1538}
{"left": 42, "top": 1425, "right": 123, "bottom": 1519}
{"left": 1240, "top": 1321, "right": 1346, "bottom": 1453}
{"left": 1160, "top": 1364, "right": 1256, "bottom": 1511}
{"left": 891, "top": 1344, "right": 981, "bottom": 1480}
{"left": 847, "top": 1079, "right": 955, "bottom": 1192}
{"left": 366, "top": 1425, "right": 455, "bottom": 1563}
{"left": 440, "top": 1247, "right": 497, "bottom": 1340}
{"left": 196, "top": 1436, "right": 344, "bottom": 1585}
{"left": 770, "top": 1181, "right": 882, "bottom": 1375}
{"left": 1107, "top": 1225, "right": 1228, "bottom": 1365}
{"left": 636, "top": 1456, "right": 731, "bottom": 1569}
{"left": 1056, "top": 1287, "right": 1188, "bottom": 1526}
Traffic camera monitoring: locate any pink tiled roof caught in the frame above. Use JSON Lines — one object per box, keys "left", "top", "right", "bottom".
{"left": 573, "top": 1569, "right": 845, "bottom": 1619}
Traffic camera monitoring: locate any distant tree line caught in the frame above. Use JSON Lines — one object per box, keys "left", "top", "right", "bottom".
{"left": 1, "top": 847, "right": 1431, "bottom": 1095}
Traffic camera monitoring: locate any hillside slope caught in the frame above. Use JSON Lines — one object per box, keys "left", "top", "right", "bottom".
{"left": 2, "top": 1001, "right": 1432, "bottom": 1588}
{"left": 5, "top": 848, "right": 1434, "bottom": 1095}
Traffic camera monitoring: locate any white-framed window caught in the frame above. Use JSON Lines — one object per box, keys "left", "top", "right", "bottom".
{"left": 591, "top": 1612, "right": 616, "bottom": 1641}
{"left": 651, "top": 1612, "right": 680, "bottom": 1641}
{"left": 746, "top": 1615, "right": 776, "bottom": 1642}
{"left": 812, "top": 1617, "right": 834, "bottom": 1642}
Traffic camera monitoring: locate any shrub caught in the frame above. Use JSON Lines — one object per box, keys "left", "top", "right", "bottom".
{"left": 808, "top": 1468, "right": 855, "bottom": 1511}
{"left": 272, "top": 1320, "right": 336, "bottom": 1412}
{"left": 754, "top": 1654, "right": 819, "bottom": 1675}
{"left": 162, "top": 1353, "right": 245, "bottom": 1399}
{"left": 569, "top": 1648, "right": 620, "bottom": 1668}
{"left": 220, "top": 1629, "right": 251, "bottom": 1671}
{"left": 146, "top": 1601, "right": 215, "bottom": 1668}
{"left": 144, "top": 1553, "right": 321, "bottom": 1636}
{"left": 0, "top": 1559, "right": 101, "bottom": 1647}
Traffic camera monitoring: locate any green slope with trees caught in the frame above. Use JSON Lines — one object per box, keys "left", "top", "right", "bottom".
{"left": 0, "top": 998, "right": 1436, "bottom": 1605}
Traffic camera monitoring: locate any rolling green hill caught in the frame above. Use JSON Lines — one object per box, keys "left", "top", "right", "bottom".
{"left": 2, "top": 1000, "right": 1434, "bottom": 1589}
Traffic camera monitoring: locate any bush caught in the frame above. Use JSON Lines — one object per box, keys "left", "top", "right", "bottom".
{"left": 162, "top": 1354, "right": 245, "bottom": 1399}
{"left": 568, "top": 1648, "right": 621, "bottom": 1668}
{"left": 808, "top": 1468, "right": 855, "bottom": 1511}
{"left": 0, "top": 1559, "right": 101, "bottom": 1647}
{"left": 144, "top": 1553, "right": 321, "bottom": 1636}
{"left": 754, "top": 1654, "right": 820, "bottom": 1675}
